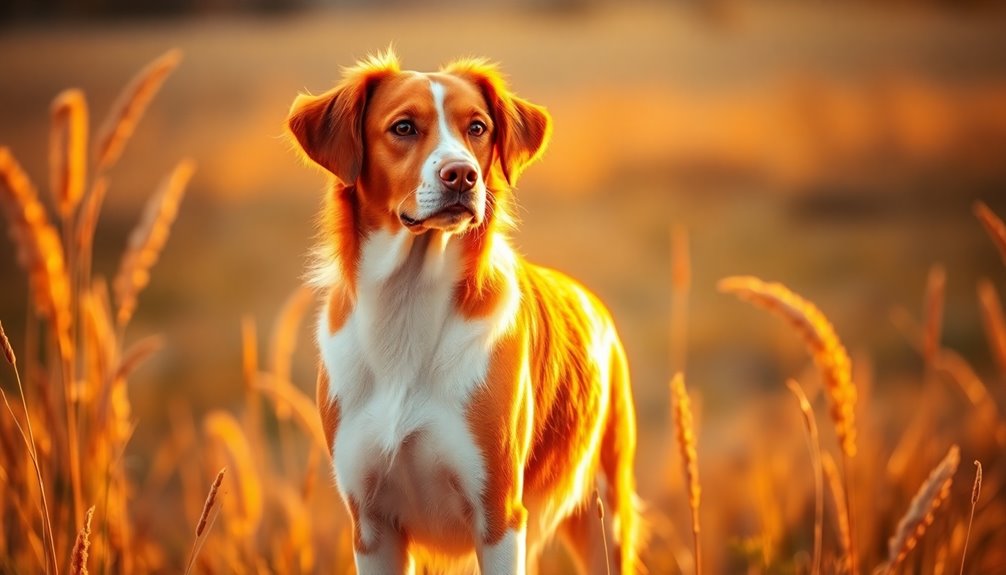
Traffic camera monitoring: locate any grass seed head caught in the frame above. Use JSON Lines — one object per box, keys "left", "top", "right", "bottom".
{"left": 49, "top": 88, "right": 88, "bottom": 219}
{"left": 0, "top": 320, "right": 15, "bottom": 366}
{"left": 887, "top": 445, "right": 960, "bottom": 568}
{"left": 719, "top": 276, "right": 858, "bottom": 458}
{"left": 70, "top": 505, "right": 95, "bottom": 575}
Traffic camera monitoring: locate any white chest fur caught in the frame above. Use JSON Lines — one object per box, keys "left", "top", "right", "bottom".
{"left": 316, "top": 229, "right": 518, "bottom": 549}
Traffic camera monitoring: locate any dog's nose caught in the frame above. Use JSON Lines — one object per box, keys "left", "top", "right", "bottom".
{"left": 439, "top": 161, "right": 478, "bottom": 193}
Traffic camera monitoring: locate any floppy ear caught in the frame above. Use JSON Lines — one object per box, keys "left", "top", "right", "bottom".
{"left": 495, "top": 94, "right": 551, "bottom": 186}
{"left": 443, "top": 59, "right": 552, "bottom": 186}
{"left": 287, "top": 87, "right": 364, "bottom": 184}
{"left": 287, "top": 50, "right": 401, "bottom": 185}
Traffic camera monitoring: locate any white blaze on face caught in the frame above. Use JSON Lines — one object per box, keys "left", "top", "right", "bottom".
{"left": 412, "top": 80, "right": 486, "bottom": 223}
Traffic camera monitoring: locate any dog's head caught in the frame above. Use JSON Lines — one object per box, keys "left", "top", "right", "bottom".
{"left": 287, "top": 50, "right": 551, "bottom": 235}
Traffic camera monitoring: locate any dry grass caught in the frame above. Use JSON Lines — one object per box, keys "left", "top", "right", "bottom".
{"left": 718, "top": 276, "right": 858, "bottom": 460}
{"left": 670, "top": 372, "right": 702, "bottom": 575}
{"left": 960, "top": 460, "right": 982, "bottom": 575}
{"left": 718, "top": 275, "right": 861, "bottom": 573}
{"left": 786, "top": 378, "right": 824, "bottom": 575}
{"left": 70, "top": 506, "right": 95, "bottom": 575}
{"left": 0, "top": 147, "right": 73, "bottom": 359}
{"left": 974, "top": 201, "right": 1006, "bottom": 268}
{"left": 594, "top": 488, "right": 612, "bottom": 575}
{"left": 49, "top": 89, "right": 88, "bottom": 220}
{"left": 112, "top": 159, "right": 195, "bottom": 329}
{"left": 885, "top": 445, "right": 960, "bottom": 572}
{"left": 670, "top": 227, "right": 690, "bottom": 374}
{"left": 94, "top": 50, "right": 182, "bottom": 173}
{"left": 923, "top": 264, "right": 946, "bottom": 369}
{"left": 2, "top": 49, "right": 1006, "bottom": 575}
{"left": 184, "top": 467, "right": 226, "bottom": 575}
{"left": 0, "top": 50, "right": 193, "bottom": 574}
{"left": 822, "top": 453, "right": 852, "bottom": 567}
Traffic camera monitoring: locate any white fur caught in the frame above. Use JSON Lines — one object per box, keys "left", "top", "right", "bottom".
{"left": 316, "top": 77, "right": 528, "bottom": 571}
{"left": 354, "top": 529, "right": 412, "bottom": 575}
{"left": 317, "top": 227, "right": 520, "bottom": 566}
{"left": 479, "top": 529, "right": 526, "bottom": 575}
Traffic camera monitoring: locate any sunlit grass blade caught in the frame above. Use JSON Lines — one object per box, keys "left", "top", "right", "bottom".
{"left": 112, "top": 159, "right": 194, "bottom": 329}
{"left": 94, "top": 50, "right": 182, "bottom": 172}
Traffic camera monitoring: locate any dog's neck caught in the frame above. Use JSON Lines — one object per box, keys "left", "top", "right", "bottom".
{"left": 313, "top": 182, "right": 514, "bottom": 323}
{"left": 357, "top": 229, "right": 461, "bottom": 290}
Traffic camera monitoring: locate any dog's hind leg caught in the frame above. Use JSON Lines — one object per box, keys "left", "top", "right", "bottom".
{"left": 601, "top": 339, "right": 642, "bottom": 574}
{"left": 560, "top": 340, "right": 641, "bottom": 574}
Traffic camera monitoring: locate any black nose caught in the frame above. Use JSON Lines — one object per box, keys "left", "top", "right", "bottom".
{"left": 439, "top": 161, "right": 478, "bottom": 193}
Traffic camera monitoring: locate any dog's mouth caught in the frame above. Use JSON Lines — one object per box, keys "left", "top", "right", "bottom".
{"left": 400, "top": 202, "right": 477, "bottom": 231}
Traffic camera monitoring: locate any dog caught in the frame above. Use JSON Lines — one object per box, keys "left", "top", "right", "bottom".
{"left": 287, "top": 49, "right": 640, "bottom": 575}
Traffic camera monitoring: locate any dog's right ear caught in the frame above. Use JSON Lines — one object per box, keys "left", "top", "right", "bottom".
{"left": 287, "top": 50, "right": 400, "bottom": 185}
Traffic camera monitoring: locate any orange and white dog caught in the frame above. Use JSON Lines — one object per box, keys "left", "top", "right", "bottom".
{"left": 287, "top": 50, "right": 641, "bottom": 575}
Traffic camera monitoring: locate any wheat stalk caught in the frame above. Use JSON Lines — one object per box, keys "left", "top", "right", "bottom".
{"left": 113, "top": 335, "right": 164, "bottom": 382}
{"left": 976, "top": 279, "right": 1006, "bottom": 375}
{"left": 923, "top": 264, "right": 946, "bottom": 369}
{"left": 198, "top": 468, "right": 226, "bottom": 537}
{"left": 112, "top": 159, "right": 195, "bottom": 328}
{"left": 886, "top": 444, "right": 960, "bottom": 573}
{"left": 822, "top": 453, "right": 851, "bottom": 564}
{"left": 719, "top": 276, "right": 860, "bottom": 572}
{"left": 719, "top": 276, "right": 857, "bottom": 458}
{"left": 974, "top": 201, "right": 1006, "bottom": 267}
{"left": 204, "top": 411, "right": 262, "bottom": 537}
{"left": 76, "top": 177, "right": 107, "bottom": 283}
{"left": 1, "top": 320, "right": 15, "bottom": 367}
{"left": 254, "top": 373, "right": 329, "bottom": 454}
{"left": 266, "top": 284, "right": 314, "bottom": 473}
{"left": 670, "top": 226, "right": 690, "bottom": 373}
{"left": 670, "top": 372, "right": 701, "bottom": 575}
{"left": 49, "top": 89, "right": 89, "bottom": 220}
{"left": 94, "top": 49, "right": 182, "bottom": 172}
{"left": 786, "top": 379, "right": 823, "bottom": 575}
{"left": 0, "top": 147, "right": 73, "bottom": 358}
{"left": 934, "top": 349, "right": 991, "bottom": 407}
{"left": 0, "top": 321, "right": 58, "bottom": 575}
{"left": 69, "top": 505, "right": 94, "bottom": 575}
{"left": 959, "top": 460, "right": 982, "bottom": 575}
{"left": 269, "top": 284, "right": 314, "bottom": 390}
{"left": 241, "top": 315, "right": 258, "bottom": 394}
{"left": 593, "top": 488, "right": 612, "bottom": 575}
{"left": 184, "top": 467, "right": 226, "bottom": 575}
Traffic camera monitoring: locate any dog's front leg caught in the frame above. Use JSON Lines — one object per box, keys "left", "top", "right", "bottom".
{"left": 478, "top": 524, "right": 528, "bottom": 575}
{"left": 470, "top": 334, "right": 533, "bottom": 575}
{"left": 349, "top": 505, "right": 413, "bottom": 575}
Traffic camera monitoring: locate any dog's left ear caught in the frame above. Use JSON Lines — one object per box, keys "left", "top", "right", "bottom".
{"left": 287, "top": 50, "right": 400, "bottom": 185}
{"left": 445, "top": 59, "right": 552, "bottom": 187}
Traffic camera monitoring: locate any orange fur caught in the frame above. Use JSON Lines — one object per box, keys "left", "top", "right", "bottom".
{"left": 466, "top": 331, "right": 532, "bottom": 544}
{"left": 316, "top": 368, "right": 340, "bottom": 454}
{"left": 326, "top": 283, "right": 353, "bottom": 334}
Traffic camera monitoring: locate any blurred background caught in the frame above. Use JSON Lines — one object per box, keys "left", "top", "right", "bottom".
{"left": 2, "top": 0, "right": 1006, "bottom": 572}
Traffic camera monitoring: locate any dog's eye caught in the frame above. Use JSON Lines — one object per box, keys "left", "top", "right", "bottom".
{"left": 391, "top": 120, "right": 417, "bottom": 137}
{"left": 468, "top": 121, "right": 487, "bottom": 137}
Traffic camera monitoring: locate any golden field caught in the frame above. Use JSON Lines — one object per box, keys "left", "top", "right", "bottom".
{"left": 1, "top": 2, "right": 1006, "bottom": 573}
